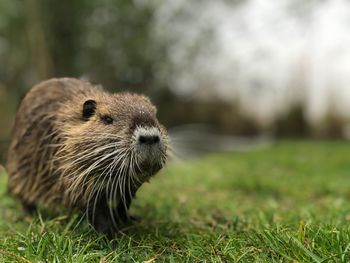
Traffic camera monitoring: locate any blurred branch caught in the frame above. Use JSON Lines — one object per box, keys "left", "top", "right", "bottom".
{"left": 25, "top": 0, "right": 54, "bottom": 80}
{"left": 0, "top": 139, "right": 9, "bottom": 164}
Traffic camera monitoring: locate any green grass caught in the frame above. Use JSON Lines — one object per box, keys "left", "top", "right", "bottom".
{"left": 1, "top": 141, "right": 350, "bottom": 262}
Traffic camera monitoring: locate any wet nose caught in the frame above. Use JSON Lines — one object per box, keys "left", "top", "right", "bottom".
{"left": 138, "top": 135, "right": 160, "bottom": 145}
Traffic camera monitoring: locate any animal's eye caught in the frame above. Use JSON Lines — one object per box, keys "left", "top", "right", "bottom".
{"left": 101, "top": 115, "right": 113, "bottom": 125}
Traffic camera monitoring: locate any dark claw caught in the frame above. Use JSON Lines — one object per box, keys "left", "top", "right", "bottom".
{"left": 21, "top": 201, "right": 37, "bottom": 215}
{"left": 128, "top": 214, "right": 140, "bottom": 223}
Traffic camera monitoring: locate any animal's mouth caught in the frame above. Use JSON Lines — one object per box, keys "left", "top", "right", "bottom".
{"left": 139, "top": 159, "right": 163, "bottom": 175}
{"left": 135, "top": 142, "right": 166, "bottom": 174}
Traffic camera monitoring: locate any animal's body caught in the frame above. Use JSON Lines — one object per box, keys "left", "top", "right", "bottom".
{"left": 6, "top": 78, "right": 168, "bottom": 235}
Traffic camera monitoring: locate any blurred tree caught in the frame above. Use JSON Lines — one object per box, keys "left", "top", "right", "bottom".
{"left": 26, "top": 0, "right": 53, "bottom": 80}
{"left": 0, "top": 0, "right": 27, "bottom": 94}
{"left": 40, "top": 0, "right": 87, "bottom": 77}
{"left": 76, "top": 0, "right": 159, "bottom": 92}
{"left": 0, "top": 0, "right": 161, "bottom": 95}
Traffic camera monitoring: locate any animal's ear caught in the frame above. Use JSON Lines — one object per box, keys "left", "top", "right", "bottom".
{"left": 82, "top": 99, "right": 96, "bottom": 120}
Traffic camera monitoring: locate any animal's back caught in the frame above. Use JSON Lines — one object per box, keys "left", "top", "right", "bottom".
{"left": 6, "top": 78, "right": 98, "bottom": 206}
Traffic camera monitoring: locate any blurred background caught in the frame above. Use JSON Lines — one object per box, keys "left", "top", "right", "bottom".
{"left": 1, "top": 0, "right": 350, "bottom": 162}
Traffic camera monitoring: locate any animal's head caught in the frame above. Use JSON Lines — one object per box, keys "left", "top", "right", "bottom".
{"left": 57, "top": 90, "right": 168, "bottom": 205}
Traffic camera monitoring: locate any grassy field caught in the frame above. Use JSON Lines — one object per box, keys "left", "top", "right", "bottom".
{"left": 1, "top": 141, "right": 350, "bottom": 262}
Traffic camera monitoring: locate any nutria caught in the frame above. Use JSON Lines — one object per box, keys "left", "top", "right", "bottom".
{"left": 6, "top": 78, "right": 168, "bottom": 235}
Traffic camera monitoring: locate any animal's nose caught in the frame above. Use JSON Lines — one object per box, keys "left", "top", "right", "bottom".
{"left": 138, "top": 135, "right": 160, "bottom": 145}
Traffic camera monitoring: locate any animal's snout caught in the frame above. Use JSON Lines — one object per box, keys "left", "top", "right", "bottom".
{"left": 138, "top": 135, "right": 160, "bottom": 145}
{"left": 134, "top": 126, "right": 162, "bottom": 146}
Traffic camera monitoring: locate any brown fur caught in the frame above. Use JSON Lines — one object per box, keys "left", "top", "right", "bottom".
{"left": 6, "top": 78, "right": 167, "bottom": 234}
